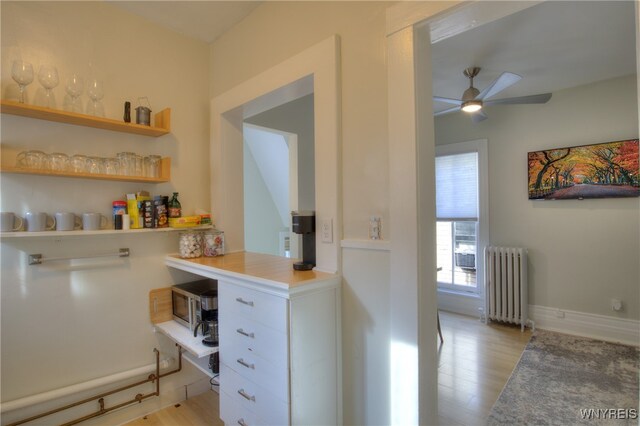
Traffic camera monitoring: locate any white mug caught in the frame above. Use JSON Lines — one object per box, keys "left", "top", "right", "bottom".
{"left": 55, "top": 212, "right": 82, "bottom": 231}
{"left": 1, "top": 212, "right": 23, "bottom": 232}
{"left": 25, "top": 211, "right": 56, "bottom": 232}
{"left": 82, "top": 213, "right": 108, "bottom": 231}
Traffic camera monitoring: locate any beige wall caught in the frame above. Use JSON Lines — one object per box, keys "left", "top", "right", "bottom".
{"left": 210, "top": 2, "right": 393, "bottom": 423}
{"left": 1, "top": 1, "right": 211, "bottom": 421}
{"left": 435, "top": 75, "right": 640, "bottom": 320}
{"left": 210, "top": 1, "right": 392, "bottom": 239}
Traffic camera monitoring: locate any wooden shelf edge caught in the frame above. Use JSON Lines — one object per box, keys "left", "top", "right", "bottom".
{"left": 0, "top": 157, "right": 170, "bottom": 183}
{"left": 1, "top": 100, "right": 171, "bottom": 137}
{"left": 0, "top": 225, "right": 213, "bottom": 239}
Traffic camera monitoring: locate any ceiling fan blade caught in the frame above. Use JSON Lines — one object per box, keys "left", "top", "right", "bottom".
{"left": 434, "top": 106, "right": 461, "bottom": 116}
{"left": 484, "top": 93, "right": 552, "bottom": 106}
{"left": 477, "top": 72, "right": 522, "bottom": 101}
{"left": 433, "top": 96, "right": 463, "bottom": 106}
{"left": 471, "top": 110, "right": 488, "bottom": 123}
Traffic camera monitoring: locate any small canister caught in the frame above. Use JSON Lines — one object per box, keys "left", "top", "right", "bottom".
{"left": 113, "top": 200, "right": 127, "bottom": 230}
{"left": 179, "top": 231, "right": 203, "bottom": 259}
{"left": 135, "top": 97, "right": 151, "bottom": 126}
{"left": 203, "top": 229, "right": 225, "bottom": 257}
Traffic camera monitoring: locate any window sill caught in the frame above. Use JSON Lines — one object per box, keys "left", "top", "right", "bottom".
{"left": 437, "top": 287, "right": 481, "bottom": 299}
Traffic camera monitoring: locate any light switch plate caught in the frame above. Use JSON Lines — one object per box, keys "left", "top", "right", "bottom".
{"left": 321, "top": 219, "right": 333, "bottom": 243}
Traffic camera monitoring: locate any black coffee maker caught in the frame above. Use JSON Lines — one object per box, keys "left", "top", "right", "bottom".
{"left": 193, "top": 289, "right": 218, "bottom": 347}
{"left": 292, "top": 211, "right": 316, "bottom": 271}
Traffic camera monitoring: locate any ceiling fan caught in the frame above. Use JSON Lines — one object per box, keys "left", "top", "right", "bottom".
{"left": 433, "top": 67, "right": 552, "bottom": 123}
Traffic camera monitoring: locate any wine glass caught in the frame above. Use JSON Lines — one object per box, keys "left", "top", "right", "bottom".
{"left": 11, "top": 61, "right": 34, "bottom": 103}
{"left": 65, "top": 74, "right": 84, "bottom": 113}
{"left": 87, "top": 79, "right": 104, "bottom": 117}
{"left": 38, "top": 65, "right": 59, "bottom": 108}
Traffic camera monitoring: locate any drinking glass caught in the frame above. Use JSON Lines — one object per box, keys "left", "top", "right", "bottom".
{"left": 65, "top": 74, "right": 84, "bottom": 113}
{"left": 48, "top": 153, "right": 70, "bottom": 172}
{"left": 70, "top": 154, "right": 88, "bottom": 173}
{"left": 11, "top": 61, "right": 34, "bottom": 103}
{"left": 144, "top": 155, "right": 162, "bottom": 178}
{"left": 87, "top": 79, "right": 104, "bottom": 117}
{"left": 38, "top": 65, "right": 59, "bottom": 108}
{"left": 87, "top": 157, "right": 104, "bottom": 174}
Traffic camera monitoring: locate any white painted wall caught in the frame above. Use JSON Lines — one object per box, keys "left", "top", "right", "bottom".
{"left": 210, "top": 2, "right": 393, "bottom": 423}
{"left": 245, "top": 94, "right": 315, "bottom": 212}
{"left": 1, "top": 1, "right": 211, "bottom": 423}
{"left": 435, "top": 75, "right": 640, "bottom": 320}
{"left": 243, "top": 139, "right": 286, "bottom": 256}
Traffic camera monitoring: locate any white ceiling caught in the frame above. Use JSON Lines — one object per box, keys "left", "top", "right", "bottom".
{"left": 106, "top": 1, "right": 635, "bottom": 113}
{"left": 108, "top": 1, "right": 261, "bottom": 43}
{"left": 431, "top": 1, "right": 637, "bottom": 113}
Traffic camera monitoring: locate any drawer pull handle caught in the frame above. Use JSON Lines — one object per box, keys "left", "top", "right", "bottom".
{"left": 237, "top": 388, "right": 256, "bottom": 402}
{"left": 237, "top": 358, "right": 255, "bottom": 369}
{"left": 235, "top": 297, "right": 254, "bottom": 306}
{"left": 237, "top": 419, "right": 248, "bottom": 426}
{"left": 236, "top": 328, "right": 255, "bottom": 338}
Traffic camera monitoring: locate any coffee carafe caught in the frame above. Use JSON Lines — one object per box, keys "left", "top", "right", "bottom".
{"left": 193, "top": 289, "right": 218, "bottom": 347}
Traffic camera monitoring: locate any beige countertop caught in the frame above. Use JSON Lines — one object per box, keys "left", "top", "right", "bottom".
{"left": 165, "top": 251, "right": 339, "bottom": 290}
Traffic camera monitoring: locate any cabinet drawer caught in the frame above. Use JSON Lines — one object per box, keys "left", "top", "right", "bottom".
{"left": 221, "top": 340, "right": 289, "bottom": 403}
{"left": 219, "top": 281, "right": 288, "bottom": 332}
{"left": 220, "top": 312, "right": 289, "bottom": 370}
{"left": 220, "top": 363, "right": 290, "bottom": 426}
{"left": 220, "top": 389, "right": 264, "bottom": 426}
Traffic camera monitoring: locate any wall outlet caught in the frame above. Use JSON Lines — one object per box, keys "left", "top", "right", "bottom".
{"left": 369, "top": 216, "right": 382, "bottom": 240}
{"left": 555, "top": 309, "right": 565, "bottom": 318}
{"left": 321, "top": 219, "right": 333, "bottom": 243}
{"left": 611, "top": 299, "right": 623, "bottom": 311}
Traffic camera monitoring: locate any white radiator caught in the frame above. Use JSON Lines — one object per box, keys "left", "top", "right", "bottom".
{"left": 484, "top": 246, "right": 529, "bottom": 331}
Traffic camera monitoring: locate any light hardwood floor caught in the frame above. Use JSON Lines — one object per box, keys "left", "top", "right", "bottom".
{"left": 437, "top": 311, "right": 532, "bottom": 425}
{"left": 125, "top": 312, "right": 530, "bottom": 426}
{"left": 124, "top": 390, "right": 222, "bottom": 426}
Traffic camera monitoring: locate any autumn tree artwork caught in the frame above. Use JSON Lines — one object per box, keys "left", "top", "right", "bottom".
{"left": 528, "top": 139, "right": 639, "bottom": 200}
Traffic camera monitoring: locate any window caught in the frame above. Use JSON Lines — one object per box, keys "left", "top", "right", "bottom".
{"left": 436, "top": 140, "right": 488, "bottom": 294}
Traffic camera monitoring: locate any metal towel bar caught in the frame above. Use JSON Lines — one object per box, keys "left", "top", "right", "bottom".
{"left": 28, "top": 248, "right": 130, "bottom": 265}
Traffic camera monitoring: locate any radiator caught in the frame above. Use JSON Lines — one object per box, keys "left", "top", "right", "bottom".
{"left": 484, "top": 246, "right": 528, "bottom": 331}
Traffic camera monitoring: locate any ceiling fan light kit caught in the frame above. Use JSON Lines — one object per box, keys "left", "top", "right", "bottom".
{"left": 434, "top": 66, "right": 552, "bottom": 121}
{"left": 462, "top": 100, "right": 482, "bottom": 113}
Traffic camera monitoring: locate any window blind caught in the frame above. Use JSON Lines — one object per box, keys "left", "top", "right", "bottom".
{"left": 436, "top": 152, "right": 478, "bottom": 220}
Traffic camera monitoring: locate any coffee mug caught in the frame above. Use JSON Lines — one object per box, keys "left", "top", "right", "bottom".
{"left": 0, "top": 212, "right": 23, "bottom": 232}
{"left": 55, "top": 212, "right": 82, "bottom": 231}
{"left": 25, "top": 211, "right": 56, "bottom": 232}
{"left": 82, "top": 213, "right": 108, "bottom": 231}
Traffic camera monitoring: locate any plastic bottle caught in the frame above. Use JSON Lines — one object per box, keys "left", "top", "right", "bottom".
{"left": 168, "top": 192, "right": 182, "bottom": 218}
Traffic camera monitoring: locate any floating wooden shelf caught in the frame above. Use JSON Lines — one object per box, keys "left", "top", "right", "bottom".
{"left": 0, "top": 157, "right": 171, "bottom": 183}
{"left": 1, "top": 100, "right": 171, "bottom": 137}
{"left": 0, "top": 225, "right": 213, "bottom": 239}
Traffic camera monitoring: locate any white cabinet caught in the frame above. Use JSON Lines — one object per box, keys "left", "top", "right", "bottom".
{"left": 218, "top": 279, "right": 340, "bottom": 426}
{"left": 165, "top": 252, "right": 341, "bottom": 426}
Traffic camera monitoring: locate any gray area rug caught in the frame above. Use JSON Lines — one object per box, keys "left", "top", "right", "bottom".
{"left": 487, "top": 330, "right": 639, "bottom": 425}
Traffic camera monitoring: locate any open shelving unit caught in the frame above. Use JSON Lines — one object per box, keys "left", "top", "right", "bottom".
{"left": 0, "top": 157, "right": 171, "bottom": 183}
{"left": 1, "top": 100, "right": 171, "bottom": 137}
{"left": 0, "top": 225, "right": 213, "bottom": 239}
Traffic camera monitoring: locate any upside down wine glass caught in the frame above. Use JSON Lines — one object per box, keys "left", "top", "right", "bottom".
{"left": 11, "top": 61, "right": 34, "bottom": 103}
{"left": 65, "top": 74, "right": 84, "bottom": 113}
{"left": 38, "top": 65, "right": 59, "bottom": 108}
{"left": 87, "top": 79, "right": 104, "bottom": 117}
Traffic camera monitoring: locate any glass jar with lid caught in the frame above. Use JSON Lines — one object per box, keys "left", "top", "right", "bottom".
{"left": 203, "top": 228, "right": 225, "bottom": 257}
{"left": 179, "top": 231, "right": 203, "bottom": 259}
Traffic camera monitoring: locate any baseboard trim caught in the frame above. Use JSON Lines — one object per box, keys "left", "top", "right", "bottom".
{"left": 437, "top": 290, "right": 483, "bottom": 318}
{"left": 529, "top": 304, "right": 640, "bottom": 346}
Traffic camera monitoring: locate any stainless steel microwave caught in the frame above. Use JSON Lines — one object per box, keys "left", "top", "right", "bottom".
{"left": 172, "top": 279, "right": 218, "bottom": 331}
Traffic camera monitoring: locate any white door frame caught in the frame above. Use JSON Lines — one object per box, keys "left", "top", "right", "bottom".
{"left": 211, "top": 35, "right": 341, "bottom": 275}
{"left": 386, "top": 2, "right": 543, "bottom": 424}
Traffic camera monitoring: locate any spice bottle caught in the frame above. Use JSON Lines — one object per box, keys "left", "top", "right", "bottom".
{"left": 168, "top": 192, "right": 181, "bottom": 218}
